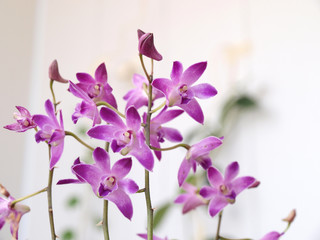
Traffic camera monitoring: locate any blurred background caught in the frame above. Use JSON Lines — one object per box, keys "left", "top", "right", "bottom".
{"left": 1, "top": 0, "right": 320, "bottom": 239}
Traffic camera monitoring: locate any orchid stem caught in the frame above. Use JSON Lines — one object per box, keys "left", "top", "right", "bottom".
{"left": 141, "top": 55, "right": 154, "bottom": 240}
{"left": 10, "top": 187, "right": 47, "bottom": 206}
{"left": 50, "top": 80, "right": 57, "bottom": 110}
{"left": 150, "top": 143, "right": 190, "bottom": 151}
{"left": 149, "top": 101, "right": 166, "bottom": 114}
{"left": 65, "top": 131, "right": 95, "bottom": 151}
{"left": 103, "top": 200, "right": 110, "bottom": 240}
{"left": 96, "top": 101, "right": 125, "bottom": 118}
{"left": 215, "top": 211, "right": 223, "bottom": 240}
{"left": 47, "top": 146, "right": 56, "bottom": 240}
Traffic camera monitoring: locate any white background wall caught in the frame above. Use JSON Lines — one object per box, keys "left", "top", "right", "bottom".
{"left": 1, "top": 0, "right": 320, "bottom": 239}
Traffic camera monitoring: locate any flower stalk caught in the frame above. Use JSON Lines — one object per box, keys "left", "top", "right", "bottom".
{"left": 103, "top": 200, "right": 110, "bottom": 240}
{"left": 10, "top": 187, "right": 47, "bottom": 207}
{"left": 65, "top": 130, "right": 95, "bottom": 151}
{"left": 96, "top": 101, "right": 125, "bottom": 118}
{"left": 150, "top": 143, "right": 190, "bottom": 152}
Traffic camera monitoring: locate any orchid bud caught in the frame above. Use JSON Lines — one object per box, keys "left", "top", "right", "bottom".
{"left": 282, "top": 209, "right": 296, "bottom": 223}
{"left": 0, "top": 184, "right": 10, "bottom": 198}
{"left": 49, "top": 60, "right": 68, "bottom": 83}
{"left": 137, "top": 29, "right": 163, "bottom": 61}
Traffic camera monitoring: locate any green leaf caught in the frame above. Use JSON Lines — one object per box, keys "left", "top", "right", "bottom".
{"left": 154, "top": 202, "right": 172, "bottom": 229}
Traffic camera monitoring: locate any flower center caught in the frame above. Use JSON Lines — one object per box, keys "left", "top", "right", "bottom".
{"left": 88, "top": 84, "right": 102, "bottom": 98}
{"left": 123, "top": 131, "right": 132, "bottom": 143}
{"left": 104, "top": 176, "right": 116, "bottom": 189}
{"left": 219, "top": 184, "right": 236, "bottom": 204}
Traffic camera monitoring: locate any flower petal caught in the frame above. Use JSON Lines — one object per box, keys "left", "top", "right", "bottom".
{"left": 199, "top": 186, "right": 218, "bottom": 199}
{"left": 72, "top": 164, "right": 101, "bottom": 194}
{"left": 44, "top": 100, "right": 59, "bottom": 127}
{"left": 190, "top": 83, "right": 217, "bottom": 99}
{"left": 152, "top": 78, "right": 174, "bottom": 98}
{"left": 126, "top": 106, "right": 141, "bottom": 131}
{"left": 207, "top": 166, "right": 224, "bottom": 188}
{"left": 174, "top": 194, "right": 188, "bottom": 204}
{"left": 76, "top": 72, "right": 95, "bottom": 84}
{"left": 100, "top": 107, "right": 125, "bottom": 128}
{"left": 118, "top": 179, "right": 139, "bottom": 194}
{"left": 49, "top": 141, "right": 64, "bottom": 169}
{"left": 178, "top": 158, "right": 192, "bottom": 186}
{"left": 231, "top": 176, "right": 256, "bottom": 195}
{"left": 208, "top": 196, "right": 228, "bottom": 217}
{"left": 57, "top": 179, "right": 83, "bottom": 185}
{"left": 224, "top": 162, "right": 239, "bottom": 183}
{"left": 87, "top": 125, "right": 117, "bottom": 142}
{"left": 130, "top": 140, "right": 154, "bottom": 171}
{"left": 105, "top": 189, "right": 133, "bottom": 220}
{"left": 95, "top": 63, "right": 108, "bottom": 84}
{"left": 181, "top": 62, "right": 207, "bottom": 86}
{"left": 182, "top": 195, "right": 205, "bottom": 214}
{"left": 260, "top": 231, "right": 283, "bottom": 240}
{"left": 161, "top": 127, "right": 183, "bottom": 142}
{"left": 153, "top": 108, "right": 184, "bottom": 124}
{"left": 170, "top": 61, "right": 183, "bottom": 85}
{"left": 93, "top": 147, "right": 110, "bottom": 172}
{"left": 111, "top": 158, "right": 132, "bottom": 179}
{"left": 178, "top": 98, "right": 204, "bottom": 124}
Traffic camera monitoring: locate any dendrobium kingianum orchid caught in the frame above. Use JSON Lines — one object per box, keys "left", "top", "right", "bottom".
{"left": 0, "top": 186, "right": 30, "bottom": 240}
{"left": 87, "top": 106, "right": 154, "bottom": 171}
{"left": 152, "top": 61, "right": 217, "bottom": 124}
{"left": 33, "top": 99, "right": 65, "bottom": 169}
{"left": 4, "top": 106, "right": 37, "bottom": 132}
{"left": 200, "top": 161, "right": 255, "bottom": 217}
{"left": 59, "top": 147, "right": 138, "bottom": 220}
{"left": 2, "top": 29, "right": 295, "bottom": 240}
{"left": 178, "top": 136, "right": 223, "bottom": 186}
{"left": 174, "top": 182, "right": 207, "bottom": 214}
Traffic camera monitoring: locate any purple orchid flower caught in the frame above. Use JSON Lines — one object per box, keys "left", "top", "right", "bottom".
{"left": 75, "top": 63, "right": 117, "bottom": 108}
{"left": 123, "top": 73, "right": 163, "bottom": 110}
{"left": 69, "top": 81, "right": 101, "bottom": 126}
{"left": 145, "top": 107, "right": 183, "bottom": 160}
{"left": 178, "top": 136, "right": 223, "bottom": 186}
{"left": 66, "top": 147, "right": 138, "bottom": 220}
{"left": 260, "top": 231, "right": 284, "bottom": 240}
{"left": 0, "top": 194, "right": 30, "bottom": 240}
{"left": 56, "top": 158, "right": 85, "bottom": 185}
{"left": 174, "top": 182, "right": 206, "bottom": 214}
{"left": 48, "top": 59, "right": 69, "bottom": 83}
{"left": 4, "top": 106, "right": 37, "bottom": 132}
{"left": 137, "top": 233, "right": 168, "bottom": 240}
{"left": 137, "top": 29, "right": 162, "bottom": 61}
{"left": 33, "top": 99, "right": 65, "bottom": 169}
{"left": 199, "top": 161, "right": 255, "bottom": 218}
{"left": 87, "top": 106, "right": 154, "bottom": 171}
{"left": 152, "top": 61, "right": 217, "bottom": 124}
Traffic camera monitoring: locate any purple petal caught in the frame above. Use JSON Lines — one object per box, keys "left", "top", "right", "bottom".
{"left": 208, "top": 196, "right": 228, "bottom": 217}
{"left": 178, "top": 98, "right": 204, "bottom": 124}
{"left": 190, "top": 136, "right": 223, "bottom": 158}
{"left": 72, "top": 164, "right": 101, "bottom": 193}
{"left": 105, "top": 189, "right": 133, "bottom": 220}
{"left": 153, "top": 108, "right": 184, "bottom": 124}
{"left": 224, "top": 162, "right": 239, "bottom": 183}
{"left": 32, "top": 115, "right": 54, "bottom": 129}
{"left": 57, "top": 179, "right": 83, "bottom": 185}
{"left": 76, "top": 72, "right": 95, "bottom": 84}
{"left": 49, "top": 141, "right": 64, "bottom": 169}
{"left": 260, "top": 231, "right": 283, "bottom": 240}
{"left": 87, "top": 125, "right": 117, "bottom": 141}
{"left": 182, "top": 195, "right": 205, "bottom": 214}
{"left": 207, "top": 167, "right": 224, "bottom": 188}
{"left": 93, "top": 147, "right": 110, "bottom": 172}
{"left": 152, "top": 78, "right": 174, "bottom": 98}
{"left": 199, "top": 186, "right": 218, "bottom": 199}
{"left": 150, "top": 137, "right": 162, "bottom": 160}
{"left": 130, "top": 140, "right": 154, "bottom": 171}
{"left": 4, "top": 123, "right": 27, "bottom": 132}
{"left": 111, "top": 158, "right": 132, "bottom": 179}
{"left": 95, "top": 63, "right": 108, "bottom": 84}
{"left": 69, "top": 81, "right": 92, "bottom": 102}
{"left": 16, "top": 106, "right": 31, "bottom": 117}
{"left": 44, "top": 100, "right": 59, "bottom": 126}
{"left": 198, "top": 157, "right": 212, "bottom": 170}
{"left": 161, "top": 127, "right": 183, "bottom": 142}
{"left": 181, "top": 62, "right": 207, "bottom": 86}
{"left": 126, "top": 106, "right": 141, "bottom": 132}
{"left": 178, "top": 159, "right": 192, "bottom": 186}
{"left": 100, "top": 107, "right": 125, "bottom": 128}
{"left": 231, "top": 176, "right": 256, "bottom": 195}
{"left": 174, "top": 194, "right": 188, "bottom": 204}
{"left": 190, "top": 83, "right": 217, "bottom": 99}
{"left": 170, "top": 61, "right": 183, "bottom": 85}
{"left": 118, "top": 179, "right": 139, "bottom": 194}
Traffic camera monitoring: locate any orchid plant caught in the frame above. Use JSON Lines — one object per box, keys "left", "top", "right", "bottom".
{"left": 1, "top": 29, "right": 295, "bottom": 240}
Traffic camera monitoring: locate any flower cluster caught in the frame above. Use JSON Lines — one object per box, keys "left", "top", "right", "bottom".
{"left": 2, "top": 29, "right": 295, "bottom": 240}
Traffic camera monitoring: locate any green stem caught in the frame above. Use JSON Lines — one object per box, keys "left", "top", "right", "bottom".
{"left": 96, "top": 101, "right": 125, "bottom": 118}
{"left": 47, "top": 145, "right": 56, "bottom": 240}
{"left": 103, "top": 200, "right": 110, "bottom": 240}
{"left": 215, "top": 211, "right": 223, "bottom": 240}
{"left": 65, "top": 131, "right": 95, "bottom": 151}
{"left": 139, "top": 54, "right": 151, "bottom": 82}
{"left": 149, "top": 101, "right": 166, "bottom": 114}
{"left": 50, "top": 80, "right": 57, "bottom": 110}
{"left": 150, "top": 143, "right": 190, "bottom": 152}
{"left": 11, "top": 187, "right": 47, "bottom": 206}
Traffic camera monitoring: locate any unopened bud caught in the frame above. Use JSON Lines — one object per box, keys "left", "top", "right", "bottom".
{"left": 137, "top": 29, "right": 162, "bottom": 61}
{"left": 49, "top": 60, "right": 69, "bottom": 83}
{"left": 0, "top": 184, "right": 10, "bottom": 198}
{"left": 282, "top": 209, "right": 296, "bottom": 223}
